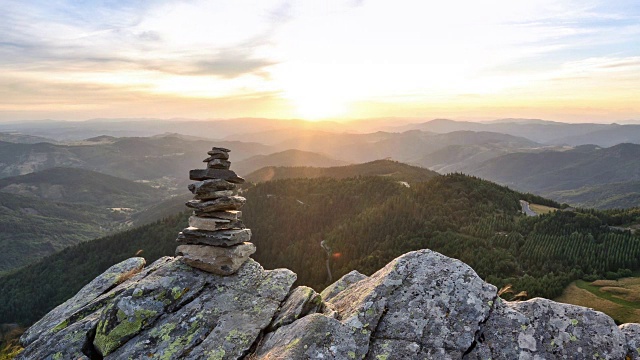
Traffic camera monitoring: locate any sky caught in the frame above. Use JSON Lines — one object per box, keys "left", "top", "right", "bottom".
{"left": 1, "top": 0, "right": 639, "bottom": 123}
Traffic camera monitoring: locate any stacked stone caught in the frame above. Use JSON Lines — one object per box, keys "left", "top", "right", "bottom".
{"left": 175, "top": 147, "right": 255, "bottom": 276}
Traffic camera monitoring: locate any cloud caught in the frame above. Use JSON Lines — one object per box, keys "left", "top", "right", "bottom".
{"left": 0, "top": 0, "right": 638, "bottom": 121}
{"left": 0, "top": 0, "right": 284, "bottom": 79}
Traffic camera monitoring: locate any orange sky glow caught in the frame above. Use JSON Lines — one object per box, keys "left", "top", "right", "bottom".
{"left": 1, "top": 1, "right": 639, "bottom": 123}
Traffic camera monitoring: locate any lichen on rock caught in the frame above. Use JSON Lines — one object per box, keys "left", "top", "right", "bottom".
{"left": 17, "top": 248, "right": 640, "bottom": 360}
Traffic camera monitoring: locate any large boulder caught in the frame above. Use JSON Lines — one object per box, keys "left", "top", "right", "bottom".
{"left": 256, "top": 249, "right": 497, "bottom": 359}
{"left": 18, "top": 257, "right": 295, "bottom": 360}
{"left": 330, "top": 249, "right": 498, "bottom": 359}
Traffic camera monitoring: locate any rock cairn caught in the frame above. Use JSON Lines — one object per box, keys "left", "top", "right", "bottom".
{"left": 175, "top": 146, "right": 255, "bottom": 275}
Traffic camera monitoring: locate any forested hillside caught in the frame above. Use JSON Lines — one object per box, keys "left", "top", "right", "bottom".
{"left": 547, "top": 181, "right": 640, "bottom": 209}
{"left": 0, "top": 192, "right": 119, "bottom": 273}
{"left": 2, "top": 174, "right": 640, "bottom": 326}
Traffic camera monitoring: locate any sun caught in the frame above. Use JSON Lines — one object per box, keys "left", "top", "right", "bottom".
{"left": 293, "top": 96, "right": 347, "bottom": 121}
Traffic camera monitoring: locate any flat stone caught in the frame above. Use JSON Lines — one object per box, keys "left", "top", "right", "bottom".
{"left": 176, "top": 228, "right": 252, "bottom": 246}
{"left": 194, "top": 210, "right": 241, "bottom": 220}
{"left": 203, "top": 153, "right": 229, "bottom": 161}
{"left": 188, "top": 179, "right": 236, "bottom": 194}
{"left": 189, "top": 168, "right": 245, "bottom": 183}
{"left": 207, "top": 159, "right": 231, "bottom": 169}
{"left": 188, "top": 215, "right": 244, "bottom": 231}
{"left": 176, "top": 243, "right": 256, "bottom": 276}
{"left": 193, "top": 189, "right": 234, "bottom": 201}
{"left": 211, "top": 146, "right": 231, "bottom": 152}
{"left": 321, "top": 270, "right": 367, "bottom": 302}
{"left": 185, "top": 196, "right": 245, "bottom": 212}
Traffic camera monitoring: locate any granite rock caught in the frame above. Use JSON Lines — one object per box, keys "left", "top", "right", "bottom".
{"left": 20, "top": 257, "right": 146, "bottom": 347}
{"left": 621, "top": 323, "right": 640, "bottom": 359}
{"left": 18, "top": 257, "right": 296, "bottom": 360}
{"left": 267, "top": 286, "right": 325, "bottom": 332}
{"left": 330, "top": 249, "right": 497, "bottom": 359}
{"left": 320, "top": 270, "right": 367, "bottom": 302}
{"left": 255, "top": 314, "right": 357, "bottom": 360}
{"left": 19, "top": 248, "right": 640, "bottom": 360}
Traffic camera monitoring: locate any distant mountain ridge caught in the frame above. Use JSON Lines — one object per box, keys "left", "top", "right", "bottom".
{"left": 245, "top": 159, "right": 439, "bottom": 183}
{"left": 394, "top": 118, "right": 640, "bottom": 146}
{"left": 233, "top": 149, "right": 349, "bottom": 176}
{"left": 463, "top": 143, "right": 640, "bottom": 197}
{"left": 0, "top": 132, "right": 56, "bottom": 144}
{"left": 0, "top": 137, "right": 274, "bottom": 184}
{"left": 0, "top": 167, "right": 162, "bottom": 208}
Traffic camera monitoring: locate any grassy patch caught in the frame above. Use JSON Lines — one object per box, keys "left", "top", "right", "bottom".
{"left": 556, "top": 282, "right": 640, "bottom": 324}
{"left": 529, "top": 203, "right": 558, "bottom": 215}
{"left": 575, "top": 279, "right": 640, "bottom": 309}
{"left": 0, "top": 326, "right": 23, "bottom": 360}
{"left": 557, "top": 277, "right": 640, "bottom": 323}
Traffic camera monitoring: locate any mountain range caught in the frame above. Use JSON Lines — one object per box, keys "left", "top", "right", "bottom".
{"left": 463, "top": 143, "right": 640, "bottom": 194}
{"left": 394, "top": 118, "right": 640, "bottom": 146}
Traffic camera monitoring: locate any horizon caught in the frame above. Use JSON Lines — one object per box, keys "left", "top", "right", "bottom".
{"left": 1, "top": 1, "right": 639, "bottom": 123}
{"left": 1, "top": 116, "right": 639, "bottom": 126}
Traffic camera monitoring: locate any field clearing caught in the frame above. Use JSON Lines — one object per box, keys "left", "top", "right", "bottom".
{"left": 529, "top": 203, "right": 558, "bottom": 215}
{"left": 556, "top": 278, "right": 640, "bottom": 324}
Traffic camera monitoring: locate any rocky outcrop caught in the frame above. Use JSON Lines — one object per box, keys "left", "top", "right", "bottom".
{"left": 18, "top": 257, "right": 295, "bottom": 359}
{"left": 19, "top": 248, "right": 638, "bottom": 359}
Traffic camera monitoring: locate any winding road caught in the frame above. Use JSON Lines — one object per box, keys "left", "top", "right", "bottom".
{"left": 520, "top": 200, "right": 537, "bottom": 217}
